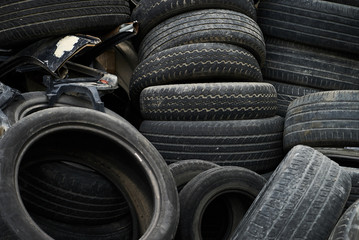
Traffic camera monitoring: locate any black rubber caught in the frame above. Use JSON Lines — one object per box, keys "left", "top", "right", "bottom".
{"left": 138, "top": 9, "right": 265, "bottom": 66}
{"left": 131, "top": 0, "right": 256, "bottom": 41}
{"left": 140, "top": 82, "right": 277, "bottom": 121}
{"left": 230, "top": 145, "right": 351, "bottom": 240}
{"left": 315, "top": 147, "right": 359, "bottom": 168}
{"left": 284, "top": 90, "right": 359, "bottom": 151}
{"left": 257, "top": 0, "right": 359, "bottom": 54}
{"left": 262, "top": 37, "right": 359, "bottom": 91}
{"left": 264, "top": 80, "right": 321, "bottom": 117}
{"left": 169, "top": 159, "right": 220, "bottom": 191}
{"left": 130, "top": 43, "right": 263, "bottom": 106}
{"left": 0, "top": 0, "right": 130, "bottom": 48}
{"left": 32, "top": 213, "right": 132, "bottom": 240}
{"left": 177, "top": 166, "right": 266, "bottom": 240}
{"left": 324, "top": 0, "right": 359, "bottom": 7}
{"left": 139, "top": 116, "right": 284, "bottom": 173}
{"left": 342, "top": 167, "right": 359, "bottom": 210}
{"left": 19, "top": 161, "right": 129, "bottom": 225}
{"left": 0, "top": 107, "right": 179, "bottom": 240}
{"left": 3, "top": 91, "right": 120, "bottom": 125}
{"left": 328, "top": 199, "right": 359, "bottom": 240}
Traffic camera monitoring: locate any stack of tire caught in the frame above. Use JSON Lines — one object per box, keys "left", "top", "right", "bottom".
{"left": 130, "top": 0, "right": 285, "bottom": 174}
{"left": 258, "top": 0, "right": 359, "bottom": 211}
{"left": 257, "top": 0, "right": 359, "bottom": 117}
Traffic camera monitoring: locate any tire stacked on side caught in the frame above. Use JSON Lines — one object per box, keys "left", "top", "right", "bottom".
{"left": 139, "top": 82, "right": 284, "bottom": 174}
{"left": 257, "top": 0, "right": 359, "bottom": 117}
{"left": 129, "top": 0, "right": 266, "bottom": 107}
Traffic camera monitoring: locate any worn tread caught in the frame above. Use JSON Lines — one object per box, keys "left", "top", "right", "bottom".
{"left": 138, "top": 9, "right": 265, "bottom": 66}
{"left": 231, "top": 145, "right": 351, "bottom": 240}
{"left": 140, "top": 82, "right": 277, "bottom": 121}
{"left": 130, "top": 43, "right": 262, "bottom": 106}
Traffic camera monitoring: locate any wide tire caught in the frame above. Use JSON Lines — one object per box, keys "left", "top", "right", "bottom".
{"left": 140, "top": 82, "right": 277, "bottom": 121}
{"left": 140, "top": 116, "right": 284, "bottom": 173}
{"left": 230, "top": 145, "right": 351, "bottom": 240}
{"left": 131, "top": 0, "right": 256, "bottom": 40}
{"left": 0, "top": 107, "right": 179, "bottom": 240}
{"left": 0, "top": 0, "right": 130, "bottom": 47}
{"left": 130, "top": 43, "right": 262, "bottom": 106}
{"left": 258, "top": 0, "right": 359, "bottom": 54}
{"left": 138, "top": 9, "right": 265, "bottom": 66}
{"left": 262, "top": 37, "right": 359, "bottom": 91}
{"left": 283, "top": 91, "right": 359, "bottom": 151}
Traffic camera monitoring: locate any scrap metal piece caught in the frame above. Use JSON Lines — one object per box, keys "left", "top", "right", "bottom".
{"left": 0, "top": 35, "right": 100, "bottom": 80}
{"left": 43, "top": 62, "right": 118, "bottom": 112}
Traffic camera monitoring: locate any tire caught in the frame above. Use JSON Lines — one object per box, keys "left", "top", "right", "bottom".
{"left": 129, "top": 43, "right": 263, "bottom": 106}
{"left": 0, "top": 107, "right": 179, "bottom": 240}
{"left": 230, "top": 145, "right": 351, "bottom": 240}
{"left": 138, "top": 9, "right": 265, "bottom": 66}
{"left": 342, "top": 167, "right": 359, "bottom": 210}
{"left": 20, "top": 161, "right": 130, "bottom": 225}
{"left": 315, "top": 147, "right": 359, "bottom": 168}
{"left": 0, "top": 0, "right": 130, "bottom": 48}
{"left": 3, "top": 91, "right": 119, "bottom": 125}
{"left": 140, "top": 82, "right": 277, "bottom": 121}
{"left": 169, "top": 159, "right": 220, "bottom": 191}
{"left": 283, "top": 90, "right": 359, "bottom": 151}
{"left": 32, "top": 213, "right": 132, "bottom": 240}
{"left": 139, "top": 116, "right": 284, "bottom": 173}
{"left": 328, "top": 199, "right": 359, "bottom": 240}
{"left": 131, "top": 0, "right": 256, "bottom": 41}
{"left": 262, "top": 37, "right": 359, "bottom": 91}
{"left": 257, "top": 0, "right": 359, "bottom": 54}
{"left": 177, "top": 166, "right": 266, "bottom": 240}
{"left": 264, "top": 80, "right": 321, "bottom": 117}
{"left": 324, "top": 0, "right": 359, "bottom": 7}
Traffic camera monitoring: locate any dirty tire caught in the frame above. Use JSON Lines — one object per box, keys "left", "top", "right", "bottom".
{"left": 264, "top": 80, "right": 320, "bottom": 117}
{"left": 315, "top": 147, "right": 359, "bottom": 167}
{"left": 0, "top": 0, "right": 130, "bottom": 48}
{"left": 177, "top": 166, "right": 266, "bottom": 240}
{"left": 258, "top": 0, "right": 359, "bottom": 54}
{"left": 140, "top": 82, "right": 277, "bottom": 121}
{"left": 262, "top": 37, "right": 359, "bottom": 91}
{"left": 32, "top": 213, "right": 132, "bottom": 240}
{"left": 138, "top": 9, "right": 265, "bottom": 66}
{"left": 131, "top": 0, "right": 256, "bottom": 40}
{"left": 20, "top": 161, "right": 129, "bottom": 225}
{"left": 169, "top": 159, "right": 220, "bottom": 191}
{"left": 0, "top": 107, "right": 179, "bottom": 240}
{"left": 230, "top": 145, "right": 351, "bottom": 240}
{"left": 3, "top": 91, "right": 120, "bottom": 125}
{"left": 130, "top": 43, "right": 262, "bottom": 106}
{"left": 140, "top": 116, "right": 284, "bottom": 173}
{"left": 328, "top": 199, "right": 359, "bottom": 240}
{"left": 283, "top": 90, "right": 359, "bottom": 151}
{"left": 324, "top": 0, "right": 359, "bottom": 7}
{"left": 343, "top": 167, "right": 359, "bottom": 210}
